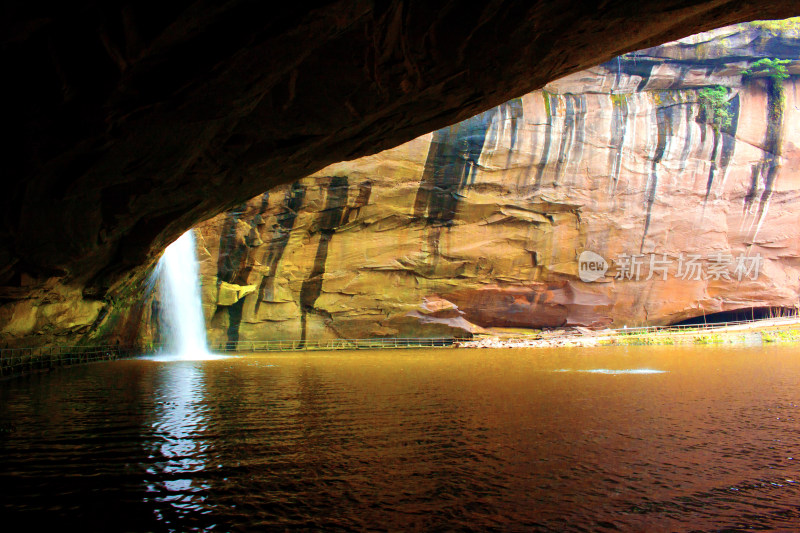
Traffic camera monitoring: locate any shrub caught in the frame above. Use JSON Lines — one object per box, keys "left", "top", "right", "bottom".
{"left": 697, "top": 85, "right": 733, "bottom": 131}
{"left": 741, "top": 58, "right": 791, "bottom": 81}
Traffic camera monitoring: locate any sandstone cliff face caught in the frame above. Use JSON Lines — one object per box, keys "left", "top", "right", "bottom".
{"left": 11, "top": 2, "right": 798, "bottom": 348}
{"left": 194, "top": 23, "right": 800, "bottom": 344}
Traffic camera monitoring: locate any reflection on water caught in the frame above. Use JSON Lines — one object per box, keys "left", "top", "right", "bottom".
{"left": 146, "top": 363, "right": 210, "bottom": 524}
{"left": 142, "top": 353, "right": 230, "bottom": 362}
{"left": 1, "top": 345, "right": 800, "bottom": 531}
{"left": 555, "top": 368, "right": 668, "bottom": 374}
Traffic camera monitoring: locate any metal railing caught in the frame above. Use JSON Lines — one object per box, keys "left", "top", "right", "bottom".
{"left": 0, "top": 338, "right": 463, "bottom": 377}
{"left": 463, "top": 316, "right": 800, "bottom": 345}
{"left": 0, "top": 345, "right": 136, "bottom": 378}
{"left": 599, "top": 315, "right": 800, "bottom": 336}
{"left": 208, "top": 337, "right": 463, "bottom": 352}
{"left": 3, "top": 315, "right": 797, "bottom": 376}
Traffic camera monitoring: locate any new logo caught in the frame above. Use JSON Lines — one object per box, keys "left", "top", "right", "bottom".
{"left": 578, "top": 251, "right": 608, "bottom": 282}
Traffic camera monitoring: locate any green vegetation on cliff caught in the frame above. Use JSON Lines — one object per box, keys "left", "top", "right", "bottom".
{"left": 748, "top": 17, "right": 800, "bottom": 34}
{"left": 741, "top": 58, "right": 787, "bottom": 149}
{"left": 610, "top": 93, "right": 627, "bottom": 107}
{"left": 697, "top": 86, "right": 733, "bottom": 132}
{"left": 741, "top": 58, "right": 791, "bottom": 81}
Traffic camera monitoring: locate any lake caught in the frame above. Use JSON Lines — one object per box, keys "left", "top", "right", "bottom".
{"left": 1, "top": 345, "right": 799, "bottom": 531}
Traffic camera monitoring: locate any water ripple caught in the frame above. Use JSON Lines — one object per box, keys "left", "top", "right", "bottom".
{"left": 1, "top": 346, "right": 799, "bottom": 531}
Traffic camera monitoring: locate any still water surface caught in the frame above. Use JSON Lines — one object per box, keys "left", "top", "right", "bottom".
{"left": 1, "top": 346, "right": 799, "bottom": 531}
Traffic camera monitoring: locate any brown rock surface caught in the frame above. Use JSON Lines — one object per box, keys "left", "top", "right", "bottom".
{"left": 2, "top": 2, "right": 799, "bottom": 346}
{"left": 195, "top": 23, "right": 800, "bottom": 343}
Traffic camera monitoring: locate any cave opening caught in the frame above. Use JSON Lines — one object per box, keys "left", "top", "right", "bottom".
{"left": 670, "top": 306, "right": 799, "bottom": 326}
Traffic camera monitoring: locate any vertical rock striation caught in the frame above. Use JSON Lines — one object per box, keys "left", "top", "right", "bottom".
{"left": 193, "top": 23, "right": 800, "bottom": 342}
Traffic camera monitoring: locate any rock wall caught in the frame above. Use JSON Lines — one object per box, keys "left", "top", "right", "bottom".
{"left": 10, "top": 2, "right": 799, "bottom": 349}
{"left": 194, "top": 23, "right": 800, "bottom": 344}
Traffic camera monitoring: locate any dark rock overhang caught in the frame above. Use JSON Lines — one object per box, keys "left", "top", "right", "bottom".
{"left": 4, "top": 1, "right": 799, "bottom": 302}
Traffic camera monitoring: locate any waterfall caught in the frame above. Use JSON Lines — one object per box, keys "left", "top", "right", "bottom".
{"left": 157, "top": 230, "right": 211, "bottom": 357}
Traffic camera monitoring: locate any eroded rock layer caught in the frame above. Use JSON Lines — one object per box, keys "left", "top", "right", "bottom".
{"left": 2, "top": 1, "right": 799, "bottom": 347}
{"left": 195, "top": 23, "right": 800, "bottom": 343}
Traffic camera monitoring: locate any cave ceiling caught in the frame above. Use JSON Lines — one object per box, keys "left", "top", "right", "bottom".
{"left": 4, "top": 0, "right": 799, "bottom": 299}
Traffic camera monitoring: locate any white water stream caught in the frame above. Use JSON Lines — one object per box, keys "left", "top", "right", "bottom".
{"left": 156, "top": 230, "right": 220, "bottom": 360}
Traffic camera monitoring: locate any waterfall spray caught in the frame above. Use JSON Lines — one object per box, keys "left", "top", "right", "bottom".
{"left": 157, "top": 230, "right": 212, "bottom": 357}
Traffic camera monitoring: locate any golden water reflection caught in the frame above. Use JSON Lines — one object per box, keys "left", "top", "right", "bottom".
{"left": 0, "top": 345, "right": 799, "bottom": 531}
